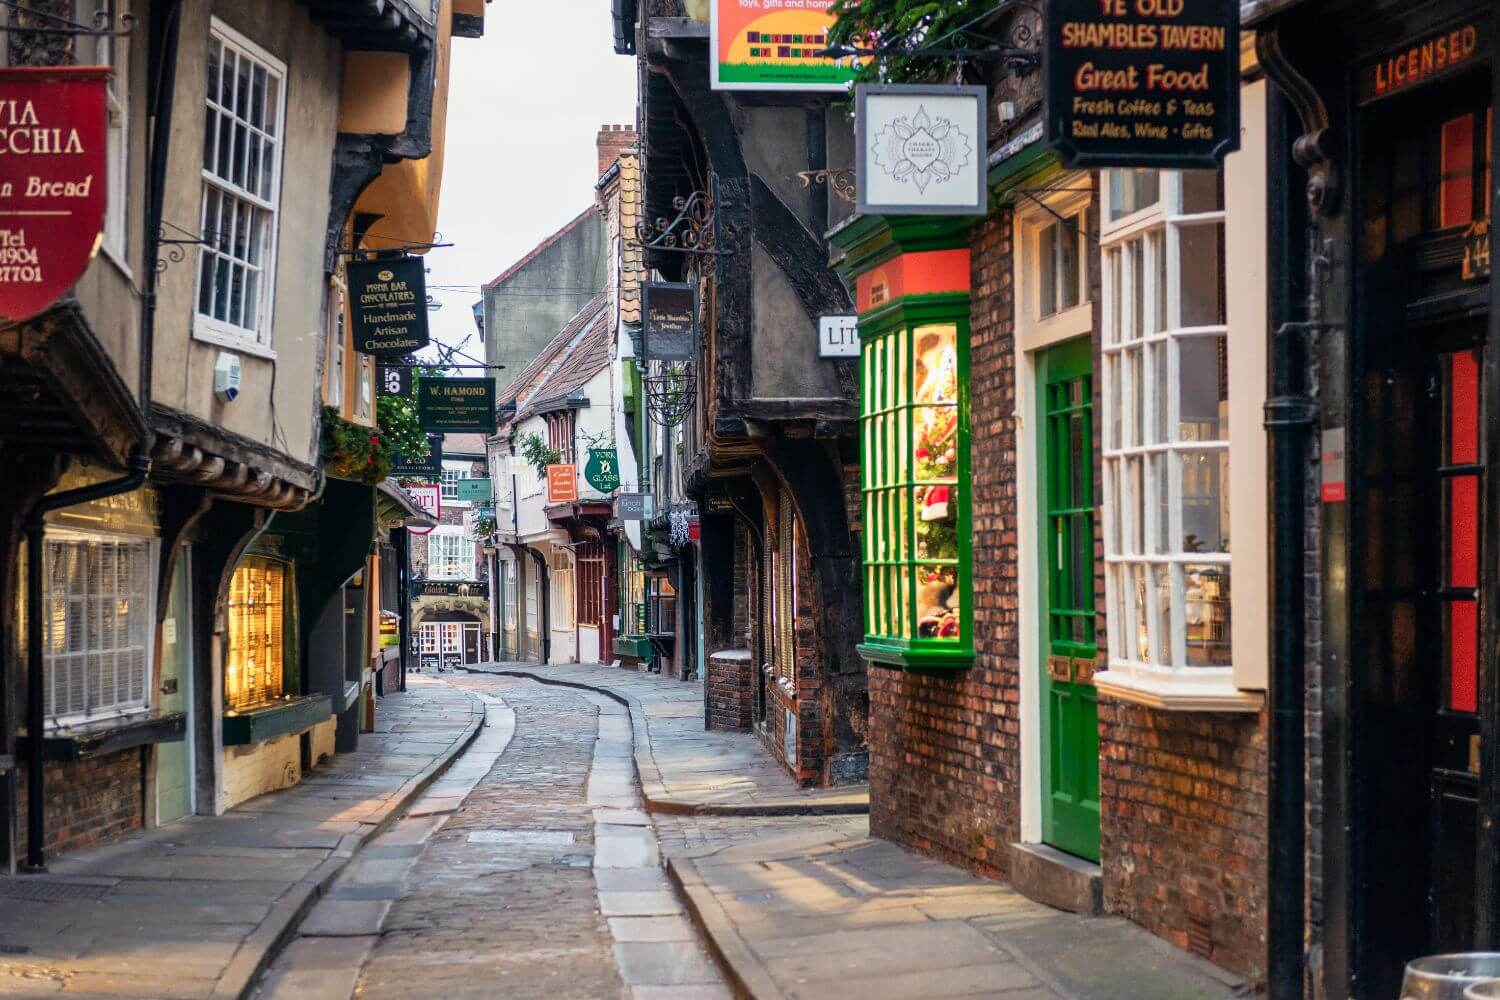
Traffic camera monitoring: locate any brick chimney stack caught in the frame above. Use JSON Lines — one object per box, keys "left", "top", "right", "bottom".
{"left": 597, "top": 123, "right": 637, "bottom": 177}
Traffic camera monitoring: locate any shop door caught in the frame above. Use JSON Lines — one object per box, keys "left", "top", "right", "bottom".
{"left": 462, "top": 623, "right": 480, "bottom": 664}
{"left": 1037, "top": 338, "right": 1100, "bottom": 861}
{"left": 155, "top": 550, "right": 194, "bottom": 824}
{"left": 440, "top": 623, "right": 463, "bottom": 670}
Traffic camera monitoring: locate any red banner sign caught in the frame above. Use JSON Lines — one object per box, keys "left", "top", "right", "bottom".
{"left": 546, "top": 464, "right": 578, "bottom": 504}
{"left": 0, "top": 66, "right": 109, "bottom": 324}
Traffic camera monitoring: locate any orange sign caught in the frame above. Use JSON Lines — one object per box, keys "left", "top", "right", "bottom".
{"left": 546, "top": 464, "right": 578, "bottom": 503}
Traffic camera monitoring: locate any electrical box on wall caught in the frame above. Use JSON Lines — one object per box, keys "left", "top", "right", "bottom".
{"left": 214, "top": 351, "right": 242, "bottom": 403}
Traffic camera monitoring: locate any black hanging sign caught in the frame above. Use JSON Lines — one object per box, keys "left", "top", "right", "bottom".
{"left": 348, "top": 256, "right": 430, "bottom": 357}
{"left": 392, "top": 434, "right": 442, "bottom": 477}
{"left": 419, "top": 377, "right": 496, "bottom": 434}
{"left": 377, "top": 363, "right": 412, "bottom": 398}
{"left": 642, "top": 282, "right": 697, "bottom": 362}
{"left": 1045, "top": 0, "right": 1240, "bottom": 169}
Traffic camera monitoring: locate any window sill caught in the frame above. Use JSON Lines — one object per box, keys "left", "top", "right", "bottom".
{"left": 1093, "top": 669, "right": 1263, "bottom": 713}
{"left": 857, "top": 639, "right": 975, "bottom": 672}
{"left": 191, "top": 321, "right": 277, "bottom": 360}
{"left": 18, "top": 710, "right": 186, "bottom": 762}
{"left": 222, "top": 694, "right": 332, "bottom": 746}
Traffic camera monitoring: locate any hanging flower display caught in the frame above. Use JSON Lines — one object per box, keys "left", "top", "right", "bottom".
{"left": 322, "top": 406, "right": 393, "bottom": 485}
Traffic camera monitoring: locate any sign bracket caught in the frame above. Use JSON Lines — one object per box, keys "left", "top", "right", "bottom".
{"left": 0, "top": 0, "right": 134, "bottom": 37}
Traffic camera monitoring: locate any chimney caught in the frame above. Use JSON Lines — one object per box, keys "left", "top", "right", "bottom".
{"left": 596, "top": 123, "right": 637, "bottom": 177}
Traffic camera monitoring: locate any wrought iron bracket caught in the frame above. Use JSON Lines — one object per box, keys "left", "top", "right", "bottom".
{"left": 155, "top": 221, "right": 217, "bottom": 273}
{"left": 797, "top": 168, "right": 855, "bottom": 204}
{"left": 643, "top": 363, "right": 696, "bottom": 427}
{"left": 630, "top": 188, "right": 730, "bottom": 262}
{"left": 0, "top": 0, "right": 134, "bottom": 37}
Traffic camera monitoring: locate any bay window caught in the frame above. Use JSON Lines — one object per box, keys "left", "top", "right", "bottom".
{"left": 858, "top": 296, "right": 973, "bottom": 670}
{"left": 1096, "top": 164, "right": 1264, "bottom": 711}
{"left": 225, "top": 556, "right": 289, "bottom": 712}
{"left": 428, "top": 528, "right": 475, "bottom": 580}
{"left": 42, "top": 532, "right": 156, "bottom": 726}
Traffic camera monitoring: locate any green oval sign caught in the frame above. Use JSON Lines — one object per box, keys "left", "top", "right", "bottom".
{"left": 584, "top": 448, "right": 620, "bottom": 491}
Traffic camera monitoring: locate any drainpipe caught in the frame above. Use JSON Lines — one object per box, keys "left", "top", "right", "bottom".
{"left": 1263, "top": 90, "right": 1318, "bottom": 1000}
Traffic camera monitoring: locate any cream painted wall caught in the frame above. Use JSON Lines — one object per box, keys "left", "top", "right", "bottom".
{"left": 218, "top": 730, "right": 301, "bottom": 812}
{"left": 152, "top": 0, "right": 342, "bottom": 468}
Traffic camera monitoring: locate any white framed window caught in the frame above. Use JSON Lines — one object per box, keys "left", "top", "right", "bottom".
{"left": 550, "top": 549, "right": 575, "bottom": 630}
{"left": 428, "top": 528, "right": 474, "bottom": 580}
{"left": 419, "top": 624, "right": 437, "bottom": 653}
{"left": 194, "top": 21, "right": 285, "bottom": 354}
{"left": 439, "top": 462, "right": 463, "bottom": 501}
{"left": 1095, "top": 151, "right": 1264, "bottom": 712}
{"left": 42, "top": 531, "right": 157, "bottom": 728}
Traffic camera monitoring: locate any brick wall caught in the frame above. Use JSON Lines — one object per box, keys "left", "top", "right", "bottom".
{"left": 16, "top": 751, "right": 143, "bottom": 858}
{"left": 705, "top": 650, "right": 753, "bottom": 731}
{"left": 868, "top": 211, "right": 1022, "bottom": 876}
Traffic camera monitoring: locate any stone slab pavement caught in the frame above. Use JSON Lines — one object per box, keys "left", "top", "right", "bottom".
{"left": 0, "top": 675, "right": 484, "bottom": 1000}
{"left": 464, "top": 662, "right": 868, "bottom": 816}
{"left": 664, "top": 820, "right": 1254, "bottom": 1000}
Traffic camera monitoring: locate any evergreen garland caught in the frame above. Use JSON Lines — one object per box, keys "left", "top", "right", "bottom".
{"left": 827, "top": 0, "right": 986, "bottom": 84}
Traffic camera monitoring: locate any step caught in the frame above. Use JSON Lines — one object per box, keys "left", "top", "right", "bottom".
{"left": 1005, "top": 842, "right": 1103, "bottom": 916}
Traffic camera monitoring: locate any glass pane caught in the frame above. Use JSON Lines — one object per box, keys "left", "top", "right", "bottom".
{"left": 1149, "top": 563, "right": 1172, "bottom": 666}
{"left": 1179, "top": 336, "right": 1228, "bottom": 441}
{"left": 1447, "top": 475, "right": 1480, "bottom": 589}
{"left": 1180, "top": 449, "right": 1228, "bottom": 553}
{"left": 1184, "top": 563, "right": 1231, "bottom": 666}
{"left": 1178, "top": 223, "right": 1224, "bottom": 327}
{"left": 1149, "top": 452, "right": 1169, "bottom": 555}
{"left": 1108, "top": 169, "right": 1160, "bottom": 221}
{"left": 1150, "top": 342, "right": 1169, "bottom": 443}
{"left": 917, "top": 566, "right": 959, "bottom": 641}
{"left": 202, "top": 107, "right": 217, "bottom": 172}
{"left": 912, "top": 325, "right": 958, "bottom": 404}
{"left": 916, "top": 482, "right": 956, "bottom": 560}
{"left": 1107, "top": 249, "right": 1121, "bottom": 345}
{"left": 1131, "top": 565, "right": 1149, "bottom": 661}
{"left": 1148, "top": 230, "right": 1166, "bottom": 335}
{"left": 1129, "top": 239, "right": 1144, "bottom": 343}
{"left": 264, "top": 75, "right": 280, "bottom": 136}
{"left": 1129, "top": 346, "right": 1144, "bottom": 447}
{"left": 1449, "top": 599, "right": 1478, "bottom": 713}
{"left": 1126, "top": 456, "right": 1143, "bottom": 555}
{"left": 1059, "top": 217, "right": 1080, "bottom": 310}
{"left": 207, "top": 40, "right": 221, "bottom": 105}
{"left": 1448, "top": 348, "right": 1481, "bottom": 465}
{"left": 1181, "top": 170, "right": 1224, "bottom": 214}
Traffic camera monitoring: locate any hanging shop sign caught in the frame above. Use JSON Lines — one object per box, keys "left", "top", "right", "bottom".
{"left": 407, "top": 483, "right": 441, "bottom": 519}
{"left": 348, "top": 256, "right": 430, "bottom": 357}
{"left": 616, "top": 492, "right": 651, "bottom": 521}
{"left": 547, "top": 464, "right": 579, "bottom": 503}
{"left": 419, "top": 377, "right": 495, "bottom": 433}
{"left": 377, "top": 363, "right": 412, "bottom": 398}
{"left": 392, "top": 434, "right": 442, "bottom": 477}
{"left": 456, "top": 477, "right": 492, "bottom": 502}
{"left": 856, "top": 85, "right": 988, "bottom": 216}
{"left": 1044, "top": 0, "right": 1240, "bottom": 168}
{"left": 710, "top": 0, "right": 855, "bottom": 92}
{"left": 1357, "top": 23, "right": 1485, "bottom": 104}
{"left": 819, "top": 315, "right": 859, "bottom": 358}
{"left": 642, "top": 282, "right": 697, "bottom": 362}
{"left": 0, "top": 66, "right": 110, "bottom": 324}
{"left": 584, "top": 449, "right": 620, "bottom": 492}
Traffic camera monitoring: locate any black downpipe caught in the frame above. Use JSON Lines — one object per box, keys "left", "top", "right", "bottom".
{"left": 1264, "top": 86, "right": 1314, "bottom": 1000}
{"left": 140, "top": 0, "right": 182, "bottom": 414}
{"left": 394, "top": 528, "right": 410, "bottom": 692}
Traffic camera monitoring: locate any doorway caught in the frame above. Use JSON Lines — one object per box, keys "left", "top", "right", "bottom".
{"left": 1036, "top": 337, "right": 1100, "bottom": 862}
{"left": 155, "top": 549, "right": 195, "bottom": 823}
{"left": 1352, "top": 65, "right": 1491, "bottom": 995}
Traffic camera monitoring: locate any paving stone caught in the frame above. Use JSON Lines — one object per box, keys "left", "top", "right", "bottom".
{"left": 297, "top": 898, "right": 392, "bottom": 937}
{"left": 598, "top": 891, "right": 684, "bottom": 917}
{"left": 253, "top": 935, "right": 375, "bottom": 999}
{"left": 612, "top": 941, "right": 721, "bottom": 987}
{"left": 630, "top": 986, "right": 735, "bottom": 1000}
{"left": 594, "top": 867, "right": 673, "bottom": 892}
{"left": 594, "top": 833, "right": 661, "bottom": 869}
{"left": 609, "top": 916, "right": 698, "bottom": 943}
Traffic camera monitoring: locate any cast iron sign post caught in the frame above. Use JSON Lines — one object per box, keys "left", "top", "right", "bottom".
{"left": 0, "top": 66, "right": 109, "bottom": 323}
{"left": 419, "top": 377, "right": 496, "bottom": 433}
{"left": 642, "top": 282, "right": 697, "bottom": 361}
{"left": 348, "top": 256, "right": 431, "bottom": 357}
{"left": 1045, "top": 0, "right": 1240, "bottom": 168}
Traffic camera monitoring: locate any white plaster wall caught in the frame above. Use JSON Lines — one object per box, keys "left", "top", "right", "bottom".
{"left": 218, "top": 731, "right": 301, "bottom": 812}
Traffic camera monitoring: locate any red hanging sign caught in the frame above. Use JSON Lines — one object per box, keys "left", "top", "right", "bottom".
{"left": 546, "top": 464, "right": 578, "bottom": 504}
{"left": 0, "top": 66, "right": 109, "bottom": 324}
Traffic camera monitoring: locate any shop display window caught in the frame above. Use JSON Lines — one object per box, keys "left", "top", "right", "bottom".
{"left": 226, "top": 556, "right": 289, "bottom": 712}
{"left": 858, "top": 298, "right": 973, "bottom": 670}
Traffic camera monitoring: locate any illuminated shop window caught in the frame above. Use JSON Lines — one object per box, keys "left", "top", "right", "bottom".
{"left": 226, "top": 557, "right": 288, "bottom": 712}
{"left": 858, "top": 300, "right": 973, "bottom": 670}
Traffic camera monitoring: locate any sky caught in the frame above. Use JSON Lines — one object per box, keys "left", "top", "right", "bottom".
{"left": 421, "top": 0, "right": 638, "bottom": 360}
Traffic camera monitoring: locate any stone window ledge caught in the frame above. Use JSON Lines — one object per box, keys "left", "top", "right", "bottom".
{"left": 222, "top": 694, "right": 332, "bottom": 746}
{"left": 1093, "top": 669, "right": 1264, "bottom": 713}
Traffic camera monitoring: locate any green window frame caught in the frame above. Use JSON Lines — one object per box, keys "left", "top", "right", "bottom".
{"left": 856, "top": 293, "right": 974, "bottom": 671}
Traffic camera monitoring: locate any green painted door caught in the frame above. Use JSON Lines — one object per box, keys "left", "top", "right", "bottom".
{"left": 155, "top": 550, "right": 194, "bottom": 824}
{"left": 1038, "top": 338, "right": 1100, "bottom": 862}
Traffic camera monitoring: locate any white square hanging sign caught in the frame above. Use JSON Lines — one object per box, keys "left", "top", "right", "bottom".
{"left": 856, "top": 84, "right": 988, "bottom": 216}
